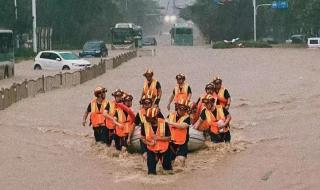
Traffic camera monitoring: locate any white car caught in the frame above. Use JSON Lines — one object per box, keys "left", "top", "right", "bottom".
{"left": 33, "top": 51, "right": 91, "bottom": 70}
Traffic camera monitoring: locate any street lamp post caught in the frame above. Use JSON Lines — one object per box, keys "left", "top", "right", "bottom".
{"left": 253, "top": 0, "right": 271, "bottom": 41}
{"left": 32, "top": 0, "right": 37, "bottom": 53}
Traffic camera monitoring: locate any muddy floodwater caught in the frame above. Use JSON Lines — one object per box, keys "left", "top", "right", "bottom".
{"left": 1, "top": 46, "right": 320, "bottom": 190}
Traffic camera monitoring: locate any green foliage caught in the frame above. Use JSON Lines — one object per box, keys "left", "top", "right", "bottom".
{"left": 181, "top": 0, "right": 320, "bottom": 42}
{"left": 14, "top": 48, "right": 36, "bottom": 61}
{"left": 0, "top": 0, "right": 160, "bottom": 49}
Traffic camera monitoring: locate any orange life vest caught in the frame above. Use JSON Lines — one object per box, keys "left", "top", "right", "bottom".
{"left": 143, "top": 79, "right": 158, "bottom": 96}
{"left": 138, "top": 109, "right": 146, "bottom": 125}
{"left": 202, "top": 108, "right": 219, "bottom": 134}
{"left": 195, "top": 93, "right": 211, "bottom": 123}
{"left": 105, "top": 100, "right": 117, "bottom": 129}
{"left": 168, "top": 113, "right": 189, "bottom": 145}
{"left": 145, "top": 118, "right": 169, "bottom": 153}
{"left": 174, "top": 83, "right": 190, "bottom": 103}
{"left": 115, "top": 108, "right": 134, "bottom": 137}
{"left": 90, "top": 99, "right": 107, "bottom": 128}
{"left": 213, "top": 87, "right": 228, "bottom": 107}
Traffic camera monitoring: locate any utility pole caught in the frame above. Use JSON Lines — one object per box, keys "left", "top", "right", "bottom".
{"left": 32, "top": 0, "right": 37, "bottom": 53}
{"left": 253, "top": 0, "right": 271, "bottom": 42}
{"left": 14, "top": 0, "right": 19, "bottom": 48}
{"left": 253, "top": 0, "right": 257, "bottom": 42}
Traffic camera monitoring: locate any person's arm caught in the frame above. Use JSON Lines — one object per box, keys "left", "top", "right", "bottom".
{"left": 193, "top": 110, "right": 206, "bottom": 129}
{"left": 82, "top": 104, "right": 91, "bottom": 126}
{"left": 157, "top": 82, "right": 162, "bottom": 100}
{"left": 157, "top": 123, "right": 171, "bottom": 141}
{"left": 187, "top": 86, "right": 192, "bottom": 100}
{"left": 167, "top": 92, "right": 175, "bottom": 111}
{"left": 225, "top": 89, "right": 231, "bottom": 110}
{"left": 82, "top": 111, "right": 89, "bottom": 127}
{"left": 166, "top": 120, "right": 189, "bottom": 129}
{"left": 103, "top": 110, "right": 123, "bottom": 127}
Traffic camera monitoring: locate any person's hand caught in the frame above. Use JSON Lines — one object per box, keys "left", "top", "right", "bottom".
{"left": 127, "top": 138, "right": 131, "bottom": 145}
{"left": 82, "top": 120, "right": 86, "bottom": 127}
{"left": 142, "top": 152, "right": 147, "bottom": 162}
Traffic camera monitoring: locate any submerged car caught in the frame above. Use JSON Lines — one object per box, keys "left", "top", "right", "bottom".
{"left": 142, "top": 36, "right": 157, "bottom": 46}
{"left": 34, "top": 51, "right": 91, "bottom": 70}
{"left": 79, "top": 41, "right": 108, "bottom": 57}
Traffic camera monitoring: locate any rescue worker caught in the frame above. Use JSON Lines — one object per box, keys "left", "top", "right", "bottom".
{"left": 114, "top": 94, "right": 135, "bottom": 151}
{"left": 135, "top": 95, "right": 165, "bottom": 160}
{"left": 212, "top": 76, "right": 231, "bottom": 110}
{"left": 187, "top": 101, "right": 197, "bottom": 125}
{"left": 167, "top": 73, "right": 192, "bottom": 111}
{"left": 141, "top": 69, "right": 162, "bottom": 106}
{"left": 141, "top": 107, "right": 172, "bottom": 175}
{"left": 105, "top": 89, "right": 124, "bottom": 146}
{"left": 194, "top": 83, "right": 215, "bottom": 123}
{"left": 194, "top": 95, "right": 232, "bottom": 143}
{"left": 166, "top": 99, "right": 191, "bottom": 167}
{"left": 82, "top": 86, "right": 108, "bottom": 143}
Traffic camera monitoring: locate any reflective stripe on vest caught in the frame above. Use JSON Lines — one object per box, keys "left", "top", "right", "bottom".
{"left": 106, "top": 100, "right": 116, "bottom": 129}
{"left": 215, "top": 105, "right": 228, "bottom": 132}
{"left": 143, "top": 80, "right": 158, "bottom": 96}
{"left": 139, "top": 109, "right": 146, "bottom": 124}
{"left": 145, "top": 118, "right": 169, "bottom": 153}
{"left": 204, "top": 109, "right": 219, "bottom": 134}
{"left": 174, "top": 83, "right": 189, "bottom": 103}
{"left": 215, "top": 87, "right": 227, "bottom": 107}
{"left": 90, "top": 99, "right": 107, "bottom": 127}
{"left": 115, "top": 108, "right": 134, "bottom": 137}
{"left": 169, "top": 113, "right": 189, "bottom": 145}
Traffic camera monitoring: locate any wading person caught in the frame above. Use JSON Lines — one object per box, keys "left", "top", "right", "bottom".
{"left": 105, "top": 89, "right": 124, "bottom": 146}
{"left": 141, "top": 69, "right": 162, "bottom": 106}
{"left": 82, "top": 86, "right": 108, "bottom": 143}
{"left": 135, "top": 95, "right": 165, "bottom": 160}
{"left": 114, "top": 94, "right": 135, "bottom": 152}
{"left": 166, "top": 99, "right": 191, "bottom": 167}
{"left": 167, "top": 73, "right": 192, "bottom": 111}
{"left": 194, "top": 95, "right": 232, "bottom": 143}
{"left": 194, "top": 83, "right": 215, "bottom": 123}
{"left": 141, "top": 107, "right": 172, "bottom": 175}
{"left": 212, "top": 76, "right": 231, "bottom": 110}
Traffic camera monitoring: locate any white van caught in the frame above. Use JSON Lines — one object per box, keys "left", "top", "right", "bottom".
{"left": 307, "top": 37, "right": 320, "bottom": 48}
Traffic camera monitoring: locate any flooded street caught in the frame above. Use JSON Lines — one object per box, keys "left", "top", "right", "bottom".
{"left": 1, "top": 45, "right": 320, "bottom": 189}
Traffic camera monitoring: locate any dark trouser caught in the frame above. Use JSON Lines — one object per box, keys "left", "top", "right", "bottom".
{"left": 210, "top": 131, "right": 231, "bottom": 143}
{"left": 105, "top": 128, "right": 115, "bottom": 146}
{"left": 93, "top": 126, "right": 107, "bottom": 143}
{"left": 114, "top": 135, "right": 128, "bottom": 150}
{"left": 170, "top": 142, "right": 188, "bottom": 161}
{"left": 140, "top": 140, "right": 147, "bottom": 154}
{"left": 147, "top": 149, "right": 172, "bottom": 175}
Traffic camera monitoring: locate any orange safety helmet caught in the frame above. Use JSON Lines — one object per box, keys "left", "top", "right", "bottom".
{"left": 213, "top": 76, "right": 222, "bottom": 84}
{"left": 112, "top": 89, "right": 124, "bottom": 97}
{"left": 123, "top": 94, "right": 133, "bottom": 102}
{"left": 94, "top": 86, "right": 107, "bottom": 97}
{"left": 146, "top": 107, "right": 159, "bottom": 118}
{"left": 143, "top": 69, "right": 153, "bottom": 77}
{"left": 176, "top": 99, "right": 189, "bottom": 110}
{"left": 140, "top": 94, "right": 153, "bottom": 104}
{"left": 205, "top": 83, "right": 215, "bottom": 90}
{"left": 176, "top": 73, "right": 186, "bottom": 80}
{"left": 202, "top": 94, "right": 215, "bottom": 104}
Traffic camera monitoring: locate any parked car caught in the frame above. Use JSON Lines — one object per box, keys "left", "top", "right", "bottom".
{"left": 307, "top": 37, "right": 320, "bottom": 48}
{"left": 79, "top": 41, "right": 108, "bottom": 57}
{"left": 291, "top": 34, "right": 306, "bottom": 44}
{"left": 33, "top": 51, "right": 91, "bottom": 70}
{"left": 142, "top": 36, "right": 157, "bottom": 46}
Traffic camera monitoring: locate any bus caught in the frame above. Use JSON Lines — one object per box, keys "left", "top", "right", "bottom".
{"left": 170, "top": 23, "right": 193, "bottom": 46}
{"left": 0, "top": 29, "right": 14, "bottom": 79}
{"left": 111, "top": 23, "right": 143, "bottom": 50}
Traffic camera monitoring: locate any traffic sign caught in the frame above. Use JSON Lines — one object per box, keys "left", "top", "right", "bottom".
{"left": 272, "top": 1, "right": 288, "bottom": 9}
